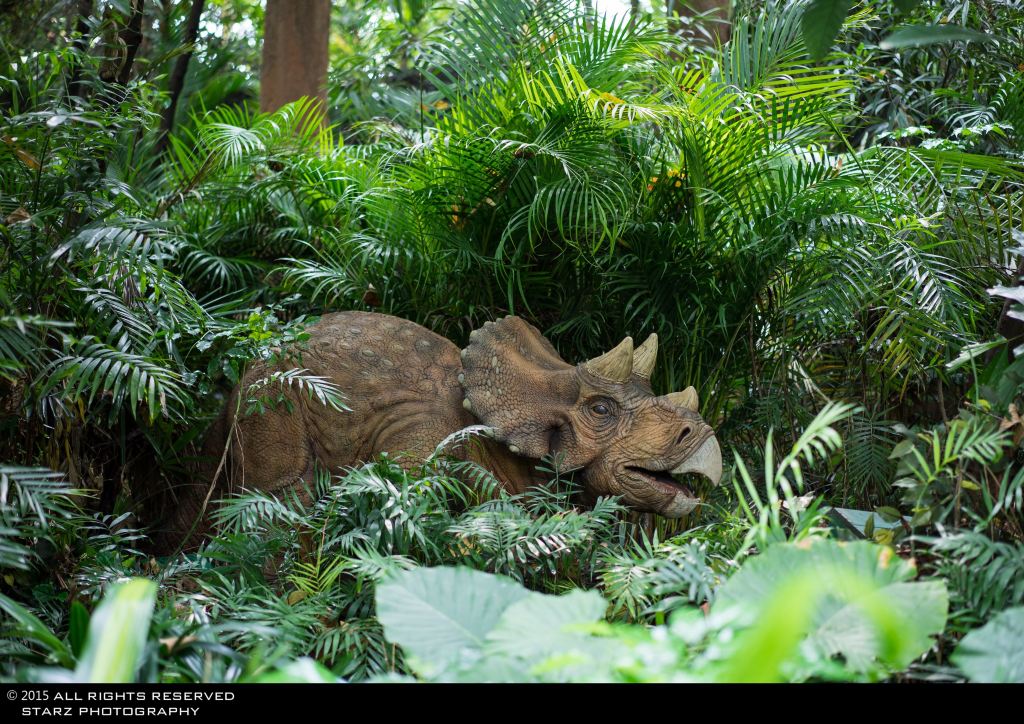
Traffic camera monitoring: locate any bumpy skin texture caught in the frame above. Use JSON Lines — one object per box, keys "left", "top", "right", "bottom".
{"left": 165, "top": 311, "right": 720, "bottom": 548}
{"left": 232, "top": 312, "right": 471, "bottom": 487}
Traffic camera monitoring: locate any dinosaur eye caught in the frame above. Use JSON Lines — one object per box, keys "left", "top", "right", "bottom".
{"left": 592, "top": 403, "right": 610, "bottom": 415}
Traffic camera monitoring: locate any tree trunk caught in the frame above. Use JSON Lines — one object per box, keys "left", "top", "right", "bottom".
{"left": 67, "top": 0, "right": 95, "bottom": 100}
{"left": 259, "top": 0, "right": 330, "bottom": 124}
{"left": 668, "top": 0, "right": 732, "bottom": 46}
{"left": 98, "top": 0, "right": 146, "bottom": 87}
{"left": 155, "top": 0, "right": 205, "bottom": 155}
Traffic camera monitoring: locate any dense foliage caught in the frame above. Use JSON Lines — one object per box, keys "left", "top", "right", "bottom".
{"left": 1, "top": 0, "right": 1023, "bottom": 683}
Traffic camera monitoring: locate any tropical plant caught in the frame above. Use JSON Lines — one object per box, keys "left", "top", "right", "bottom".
{"left": 375, "top": 539, "right": 948, "bottom": 683}
{"left": 1, "top": 0, "right": 1022, "bottom": 687}
{"left": 952, "top": 605, "right": 1024, "bottom": 683}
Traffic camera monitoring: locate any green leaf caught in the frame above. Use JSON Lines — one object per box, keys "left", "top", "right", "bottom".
{"left": 716, "top": 572, "right": 822, "bottom": 682}
{"left": 251, "top": 658, "right": 342, "bottom": 683}
{"left": 888, "top": 439, "right": 916, "bottom": 459}
{"left": 715, "top": 540, "right": 946, "bottom": 679}
{"left": 75, "top": 578, "right": 157, "bottom": 683}
{"left": 909, "top": 508, "right": 932, "bottom": 527}
{"left": 808, "top": 581, "right": 948, "bottom": 671}
{"left": 875, "top": 506, "right": 903, "bottom": 523}
{"left": 718, "top": 541, "right": 916, "bottom": 608}
{"left": 484, "top": 589, "right": 607, "bottom": 661}
{"left": 0, "top": 593, "right": 75, "bottom": 667}
{"left": 946, "top": 338, "right": 1007, "bottom": 372}
{"left": 801, "top": 0, "right": 855, "bottom": 60}
{"left": 376, "top": 566, "right": 530, "bottom": 676}
{"left": 68, "top": 600, "right": 90, "bottom": 659}
{"left": 952, "top": 607, "right": 1024, "bottom": 683}
{"left": 880, "top": 25, "right": 995, "bottom": 49}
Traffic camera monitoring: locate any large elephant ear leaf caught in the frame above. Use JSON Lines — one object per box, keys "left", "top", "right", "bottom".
{"left": 376, "top": 566, "right": 531, "bottom": 678}
{"left": 714, "top": 540, "right": 947, "bottom": 680}
{"left": 952, "top": 607, "right": 1024, "bottom": 683}
{"left": 377, "top": 566, "right": 617, "bottom": 683}
{"left": 484, "top": 588, "right": 607, "bottom": 661}
{"left": 459, "top": 316, "right": 578, "bottom": 460}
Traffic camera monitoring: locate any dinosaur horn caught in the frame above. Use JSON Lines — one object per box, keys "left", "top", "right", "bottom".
{"left": 632, "top": 333, "right": 658, "bottom": 379}
{"left": 584, "top": 337, "right": 634, "bottom": 383}
{"left": 665, "top": 386, "right": 699, "bottom": 411}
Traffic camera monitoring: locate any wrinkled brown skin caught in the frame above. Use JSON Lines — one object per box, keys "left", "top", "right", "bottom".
{"left": 162, "top": 312, "right": 718, "bottom": 549}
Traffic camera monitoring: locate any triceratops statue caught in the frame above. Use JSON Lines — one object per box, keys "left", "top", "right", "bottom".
{"left": 164, "top": 312, "right": 722, "bottom": 547}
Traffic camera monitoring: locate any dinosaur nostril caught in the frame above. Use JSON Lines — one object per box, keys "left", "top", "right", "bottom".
{"left": 676, "top": 426, "right": 692, "bottom": 446}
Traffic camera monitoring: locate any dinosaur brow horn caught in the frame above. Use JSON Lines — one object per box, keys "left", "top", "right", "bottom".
{"left": 584, "top": 337, "right": 634, "bottom": 383}
{"left": 632, "top": 333, "right": 658, "bottom": 379}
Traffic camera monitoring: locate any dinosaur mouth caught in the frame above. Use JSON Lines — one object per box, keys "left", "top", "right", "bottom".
{"left": 625, "top": 465, "right": 695, "bottom": 497}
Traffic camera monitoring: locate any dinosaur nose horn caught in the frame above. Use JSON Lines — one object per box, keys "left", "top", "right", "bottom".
{"left": 664, "top": 386, "right": 699, "bottom": 411}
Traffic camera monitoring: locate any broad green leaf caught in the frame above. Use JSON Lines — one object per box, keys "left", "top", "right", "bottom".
{"left": 717, "top": 540, "right": 914, "bottom": 608}
{"left": 716, "top": 573, "right": 822, "bottom": 682}
{"left": 68, "top": 600, "right": 89, "bottom": 659}
{"left": 75, "top": 578, "right": 157, "bottom": 683}
{"left": 252, "top": 658, "right": 342, "bottom": 683}
{"left": 484, "top": 589, "right": 611, "bottom": 677}
{"left": 486, "top": 589, "right": 606, "bottom": 656}
{"left": 875, "top": 506, "right": 903, "bottom": 522}
{"left": 715, "top": 540, "right": 945, "bottom": 679}
{"left": 376, "top": 566, "right": 530, "bottom": 675}
{"left": 952, "top": 607, "right": 1024, "bottom": 683}
{"left": 440, "top": 654, "right": 539, "bottom": 684}
{"left": 880, "top": 25, "right": 995, "bottom": 49}
{"left": 808, "top": 581, "right": 947, "bottom": 672}
{"left": 801, "top": 0, "right": 855, "bottom": 60}
{"left": 888, "top": 439, "right": 916, "bottom": 459}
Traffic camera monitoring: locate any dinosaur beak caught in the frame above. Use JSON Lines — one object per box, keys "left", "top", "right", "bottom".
{"left": 670, "top": 436, "right": 723, "bottom": 486}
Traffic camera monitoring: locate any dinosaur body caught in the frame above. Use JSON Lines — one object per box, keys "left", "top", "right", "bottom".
{"left": 163, "top": 311, "right": 722, "bottom": 548}
{"left": 236, "top": 313, "right": 518, "bottom": 479}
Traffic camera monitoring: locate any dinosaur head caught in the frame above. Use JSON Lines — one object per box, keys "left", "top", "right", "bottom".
{"left": 459, "top": 317, "right": 721, "bottom": 517}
